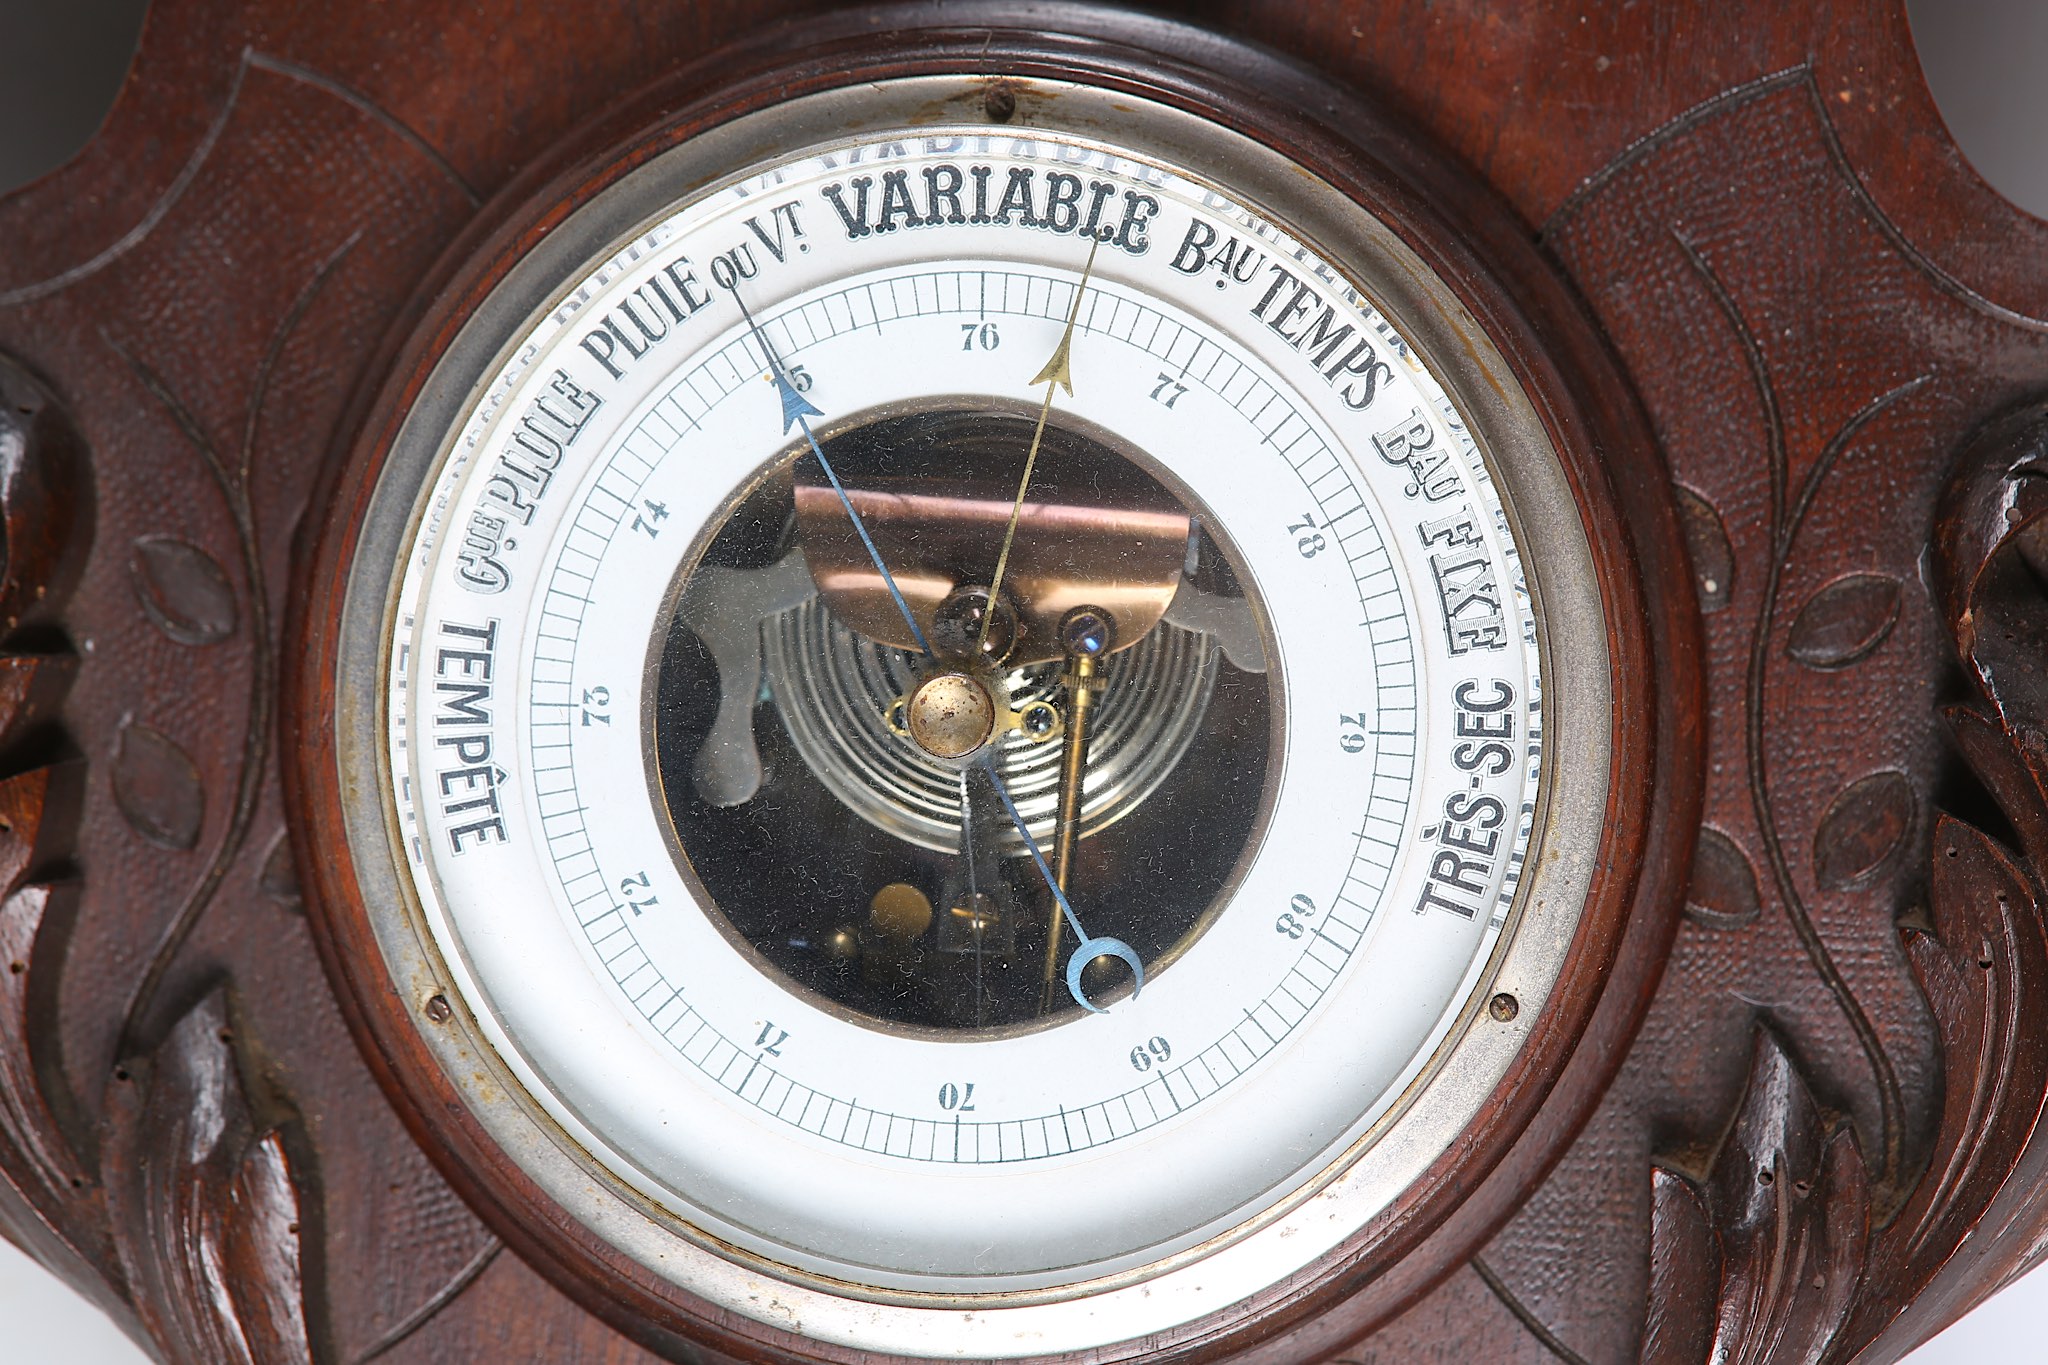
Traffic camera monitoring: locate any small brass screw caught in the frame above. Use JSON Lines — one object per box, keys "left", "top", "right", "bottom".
{"left": 425, "top": 994, "right": 454, "bottom": 1023}
{"left": 1488, "top": 992, "right": 1519, "bottom": 1022}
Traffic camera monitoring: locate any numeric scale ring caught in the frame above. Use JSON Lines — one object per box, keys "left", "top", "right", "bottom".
{"left": 285, "top": 5, "right": 1702, "bottom": 1361}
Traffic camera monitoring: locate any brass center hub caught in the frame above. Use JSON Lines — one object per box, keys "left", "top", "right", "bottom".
{"left": 905, "top": 672, "right": 997, "bottom": 760}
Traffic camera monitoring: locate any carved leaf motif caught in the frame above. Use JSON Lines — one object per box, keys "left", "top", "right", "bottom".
{"left": 1942, "top": 705, "right": 2048, "bottom": 899}
{"left": 0, "top": 358, "right": 88, "bottom": 635}
{"left": 0, "top": 881, "right": 87, "bottom": 1201}
{"left": 105, "top": 992, "right": 313, "bottom": 1365}
{"left": 1826, "top": 769, "right": 2048, "bottom": 1356}
{"left": 111, "top": 718, "right": 204, "bottom": 851}
{"left": 1786, "top": 573, "right": 1901, "bottom": 669}
{"left": 1701, "top": 1033, "right": 1868, "bottom": 1365}
{"left": 0, "top": 764, "right": 116, "bottom": 1291}
{"left": 1643, "top": 1168, "right": 1718, "bottom": 1365}
{"left": 0, "top": 358, "right": 103, "bottom": 1300}
{"left": 1686, "top": 827, "right": 1762, "bottom": 929}
{"left": 0, "top": 763, "right": 51, "bottom": 894}
{"left": 0, "top": 886, "right": 129, "bottom": 1313}
{"left": 1812, "top": 397, "right": 2048, "bottom": 1357}
{"left": 129, "top": 536, "right": 238, "bottom": 647}
{"left": 1874, "top": 818, "right": 2048, "bottom": 1277}
{"left": 221, "top": 1132, "right": 314, "bottom": 1364}
{"left": 1812, "top": 771, "right": 1915, "bottom": 891}
{"left": 1932, "top": 400, "right": 2048, "bottom": 730}
{"left": 1676, "top": 485, "right": 1735, "bottom": 613}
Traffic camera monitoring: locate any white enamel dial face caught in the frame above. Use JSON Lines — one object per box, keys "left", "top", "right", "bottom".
{"left": 380, "top": 115, "right": 1549, "bottom": 1309}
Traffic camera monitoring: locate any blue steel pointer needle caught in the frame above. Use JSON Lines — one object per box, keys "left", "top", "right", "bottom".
{"left": 731, "top": 290, "right": 933, "bottom": 658}
{"left": 982, "top": 755, "right": 1142, "bottom": 1014}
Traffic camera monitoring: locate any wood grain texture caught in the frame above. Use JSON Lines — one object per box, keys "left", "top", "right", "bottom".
{"left": 0, "top": 1, "right": 2042, "bottom": 1361}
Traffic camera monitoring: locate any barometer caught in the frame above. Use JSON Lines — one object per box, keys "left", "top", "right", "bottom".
{"left": 15, "top": 0, "right": 2044, "bottom": 1358}
{"left": 297, "top": 12, "right": 1684, "bottom": 1359}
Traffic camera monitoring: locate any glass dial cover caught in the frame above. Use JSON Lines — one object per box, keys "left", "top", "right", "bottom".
{"left": 338, "top": 72, "right": 1614, "bottom": 1358}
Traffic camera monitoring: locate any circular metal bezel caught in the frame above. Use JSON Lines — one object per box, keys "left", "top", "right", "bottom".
{"left": 295, "top": 30, "right": 1677, "bottom": 1360}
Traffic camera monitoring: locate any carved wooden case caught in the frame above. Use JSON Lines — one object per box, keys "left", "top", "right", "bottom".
{"left": 1, "top": 2, "right": 2046, "bottom": 1363}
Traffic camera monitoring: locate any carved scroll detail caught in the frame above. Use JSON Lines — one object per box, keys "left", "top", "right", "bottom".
{"left": 1676, "top": 220, "right": 1928, "bottom": 1189}
{"left": 0, "top": 356, "right": 123, "bottom": 1308}
{"left": 112, "top": 225, "right": 359, "bottom": 1055}
{"left": 0, "top": 764, "right": 112, "bottom": 1281}
{"left": 1638, "top": 399, "right": 2048, "bottom": 1362}
{"left": 0, "top": 60, "right": 497, "bottom": 1344}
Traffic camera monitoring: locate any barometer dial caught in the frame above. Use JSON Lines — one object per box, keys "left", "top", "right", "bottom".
{"left": 313, "top": 55, "right": 1645, "bottom": 1361}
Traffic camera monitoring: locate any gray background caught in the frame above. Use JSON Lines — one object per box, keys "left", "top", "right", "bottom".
{"left": 0, "top": 1, "right": 2041, "bottom": 1360}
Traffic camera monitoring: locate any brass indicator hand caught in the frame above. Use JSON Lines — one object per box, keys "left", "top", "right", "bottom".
{"left": 954, "top": 237, "right": 1138, "bottom": 1014}
{"left": 976, "top": 235, "right": 1103, "bottom": 659}
{"left": 1042, "top": 607, "right": 1113, "bottom": 1011}
{"left": 978, "top": 237, "right": 1116, "bottom": 1012}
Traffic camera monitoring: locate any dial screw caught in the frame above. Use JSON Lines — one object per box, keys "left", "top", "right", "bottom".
{"left": 424, "top": 994, "right": 453, "bottom": 1023}
{"left": 1488, "top": 992, "right": 1519, "bottom": 1023}
{"left": 983, "top": 79, "right": 1018, "bottom": 124}
{"left": 1058, "top": 606, "right": 1115, "bottom": 660}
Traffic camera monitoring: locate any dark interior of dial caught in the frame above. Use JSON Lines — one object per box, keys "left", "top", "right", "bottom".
{"left": 652, "top": 407, "right": 1274, "bottom": 1032}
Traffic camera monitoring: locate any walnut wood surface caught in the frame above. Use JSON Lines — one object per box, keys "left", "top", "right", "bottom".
{"left": 0, "top": 2, "right": 2042, "bottom": 1362}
